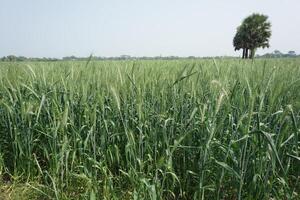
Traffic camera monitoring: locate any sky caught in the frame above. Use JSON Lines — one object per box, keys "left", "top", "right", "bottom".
{"left": 0, "top": 0, "right": 300, "bottom": 58}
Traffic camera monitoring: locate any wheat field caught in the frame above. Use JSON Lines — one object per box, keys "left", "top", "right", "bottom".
{"left": 0, "top": 59, "right": 299, "bottom": 199}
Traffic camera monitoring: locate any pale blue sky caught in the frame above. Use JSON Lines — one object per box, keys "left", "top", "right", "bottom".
{"left": 1, "top": 0, "right": 299, "bottom": 58}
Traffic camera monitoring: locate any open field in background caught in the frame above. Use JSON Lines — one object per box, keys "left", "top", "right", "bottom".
{"left": 0, "top": 59, "right": 299, "bottom": 199}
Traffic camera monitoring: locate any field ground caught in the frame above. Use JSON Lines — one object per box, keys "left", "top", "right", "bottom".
{"left": 0, "top": 59, "right": 299, "bottom": 199}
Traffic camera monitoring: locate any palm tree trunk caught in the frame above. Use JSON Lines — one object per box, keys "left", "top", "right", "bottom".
{"left": 250, "top": 48, "right": 256, "bottom": 59}
{"left": 245, "top": 49, "right": 249, "bottom": 59}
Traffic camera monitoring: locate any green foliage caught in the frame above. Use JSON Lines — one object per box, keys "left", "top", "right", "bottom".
{"left": 0, "top": 59, "right": 299, "bottom": 199}
{"left": 234, "top": 13, "right": 272, "bottom": 59}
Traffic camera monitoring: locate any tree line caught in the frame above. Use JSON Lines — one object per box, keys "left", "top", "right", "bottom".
{"left": 1, "top": 52, "right": 299, "bottom": 62}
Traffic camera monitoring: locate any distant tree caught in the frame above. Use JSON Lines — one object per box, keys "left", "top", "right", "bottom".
{"left": 288, "top": 51, "right": 296, "bottom": 56}
{"left": 63, "top": 56, "right": 77, "bottom": 60}
{"left": 7, "top": 55, "right": 17, "bottom": 62}
{"left": 120, "top": 55, "right": 131, "bottom": 60}
{"left": 273, "top": 50, "right": 283, "bottom": 57}
{"left": 16, "top": 56, "right": 27, "bottom": 61}
{"left": 274, "top": 50, "right": 282, "bottom": 54}
{"left": 233, "top": 13, "right": 271, "bottom": 59}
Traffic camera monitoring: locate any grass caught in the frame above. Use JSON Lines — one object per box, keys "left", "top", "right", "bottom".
{"left": 0, "top": 58, "right": 299, "bottom": 199}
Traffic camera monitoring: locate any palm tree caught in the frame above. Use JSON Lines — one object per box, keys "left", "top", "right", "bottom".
{"left": 233, "top": 26, "right": 249, "bottom": 58}
{"left": 233, "top": 13, "right": 271, "bottom": 59}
